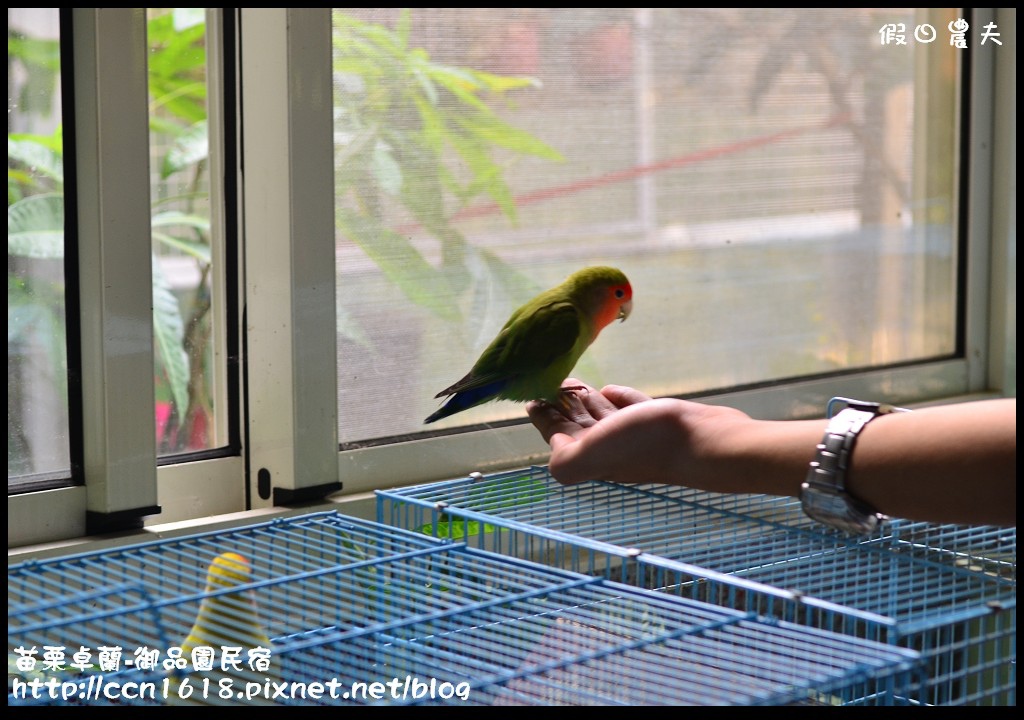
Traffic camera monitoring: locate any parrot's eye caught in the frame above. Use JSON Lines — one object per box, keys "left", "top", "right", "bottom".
{"left": 614, "top": 288, "right": 625, "bottom": 299}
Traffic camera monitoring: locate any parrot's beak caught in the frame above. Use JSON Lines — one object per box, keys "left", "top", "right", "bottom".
{"left": 618, "top": 299, "right": 633, "bottom": 322}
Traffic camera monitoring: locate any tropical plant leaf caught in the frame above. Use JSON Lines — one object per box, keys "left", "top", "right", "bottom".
{"left": 444, "top": 130, "right": 517, "bottom": 221}
{"left": 394, "top": 8, "right": 412, "bottom": 48}
{"left": 390, "top": 137, "right": 449, "bottom": 235}
{"left": 371, "top": 142, "right": 402, "bottom": 196}
{"left": 335, "top": 124, "right": 379, "bottom": 171}
{"left": 7, "top": 34, "right": 61, "bottom": 72}
{"left": 8, "top": 194, "right": 64, "bottom": 259}
{"left": 472, "top": 69, "right": 541, "bottom": 94}
{"left": 161, "top": 120, "right": 209, "bottom": 178}
{"left": 152, "top": 211, "right": 211, "bottom": 262}
{"left": 8, "top": 274, "right": 68, "bottom": 403}
{"left": 8, "top": 135, "right": 65, "bottom": 187}
{"left": 147, "top": 11, "right": 207, "bottom": 124}
{"left": 151, "top": 232, "right": 211, "bottom": 265}
{"left": 8, "top": 35, "right": 61, "bottom": 117}
{"left": 337, "top": 214, "right": 461, "bottom": 323}
{"left": 8, "top": 275, "right": 61, "bottom": 347}
{"left": 411, "top": 94, "right": 445, "bottom": 154}
{"left": 463, "top": 246, "right": 543, "bottom": 351}
{"left": 151, "top": 257, "right": 190, "bottom": 420}
{"left": 410, "top": 64, "right": 439, "bottom": 107}
{"left": 454, "top": 111, "right": 564, "bottom": 161}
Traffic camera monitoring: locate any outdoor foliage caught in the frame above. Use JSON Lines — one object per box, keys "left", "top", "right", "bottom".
{"left": 8, "top": 8, "right": 565, "bottom": 465}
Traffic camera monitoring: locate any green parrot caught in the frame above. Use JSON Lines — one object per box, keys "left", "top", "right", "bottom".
{"left": 425, "top": 265, "right": 633, "bottom": 424}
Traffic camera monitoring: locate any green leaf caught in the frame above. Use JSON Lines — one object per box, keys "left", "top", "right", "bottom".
{"left": 8, "top": 135, "right": 65, "bottom": 187}
{"left": 146, "top": 10, "right": 208, "bottom": 125}
{"left": 149, "top": 114, "right": 186, "bottom": 138}
{"left": 371, "top": 142, "right": 402, "bottom": 196}
{"left": 8, "top": 271, "right": 69, "bottom": 411}
{"left": 454, "top": 111, "right": 564, "bottom": 161}
{"left": 427, "top": 66, "right": 491, "bottom": 114}
{"left": 411, "top": 95, "right": 445, "bottom": 154}
{"left": 8, "top": 35, "right": 61, "bottom": 117}
{"left": 471, "top": 69, "right": 542, "bottom": 93}
{"left": 147, "top": 11, "right": 206, "bottom": 76}
{"left": 395, "top": 9, "right": 412, "bottom": 48}
{"left": 8, "top": 194, "right": 64, "bottom": 259}
{"left": 444, "top": 130, "right": 518, "bottom": 221}
{"left": 161, "top": 120, "right": 209, "bottom": 178}
{"left": 151, "top": 232, "right": 211, "bottom": 265}
{"left": 462, "top": 246, "right": 543, "bottom": 351}
{"left": 356, "top": 23, "right": 406, "bottom": 58}
{"left": 388, "top": 136, "right": 449, "bottom": 235}
{"left": 7, "top": 35, "right": 61, "bottom": 73}
{"left": 329, "top": 9, "right": 567, "bottom": 328}
{"left": 335, "top": 124, "right": 381, "bottom": 182}
{"left": 151, "top": 211, "right": 212, "bottom": 262}
{"left": 149, "top": 79, "right": 208, "bottom": 126}
{"left": 7, "top": 275, "right": 65, "bottom": 360}
{"left": 152, "top": 257, "right": 190, "bottom": 420}
{"left": 338, "top": 214, "right": 461, "bottom": 323}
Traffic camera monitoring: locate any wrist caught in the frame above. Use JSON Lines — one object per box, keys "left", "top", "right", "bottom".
{"left": 718, "top": 417, "right": 828, "bottom": 497}
{"left": 687, "top": 406, "right": 823, "bottom": 497}
{"left": 799, "top": 400, "right": 902, "bottom": 533}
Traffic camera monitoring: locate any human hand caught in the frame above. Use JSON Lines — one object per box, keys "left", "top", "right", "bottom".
{"left": 527, "top": 379, "right": 754, "bottom": 489}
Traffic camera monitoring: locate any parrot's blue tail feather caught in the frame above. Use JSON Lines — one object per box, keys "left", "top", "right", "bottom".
{"left": 424, "top": 381, "right": 506, "bottom": 424}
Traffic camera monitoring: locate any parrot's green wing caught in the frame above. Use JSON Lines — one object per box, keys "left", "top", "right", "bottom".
{"left": 438, "top": 300, "right": 583, "bottom": 396}
{"left": 496, "top": 299, "right": 584, "bottom": 371}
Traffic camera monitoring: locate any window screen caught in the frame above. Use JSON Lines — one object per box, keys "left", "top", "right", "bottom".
{"left": 332, "top": 8, "right": 964, "bottom": 445}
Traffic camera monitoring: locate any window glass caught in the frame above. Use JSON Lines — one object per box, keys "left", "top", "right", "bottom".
{"left": 328, "top": 8, "right": 961, "bottom": 444}
{"left": 148, "top": 8, "right": 220, "bottom": 456}
{"left": 8, "top": 8, "right": 69, "bottom": 487}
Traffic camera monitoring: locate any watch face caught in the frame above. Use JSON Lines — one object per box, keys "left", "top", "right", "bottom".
{"left": 800, "top": 484, "right": 880, "bottom": 535}
{"left": 802, "top": 489, "right": 846, "bottom": 516}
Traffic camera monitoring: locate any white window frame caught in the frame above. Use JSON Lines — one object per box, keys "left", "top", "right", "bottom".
{"left": 7, "top": 7, "right": 1015, "bottom": 553}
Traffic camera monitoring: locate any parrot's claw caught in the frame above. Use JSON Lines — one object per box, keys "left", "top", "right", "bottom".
{"left": 555, "top": 385, "right": 589, "bottom": 414}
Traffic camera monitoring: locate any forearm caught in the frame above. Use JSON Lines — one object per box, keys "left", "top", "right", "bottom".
{"left": 843, "top": 400, "right": 1015, "bottom": 527}
{"left": 721, "top": 399, "right": 1016, "bottom": 527}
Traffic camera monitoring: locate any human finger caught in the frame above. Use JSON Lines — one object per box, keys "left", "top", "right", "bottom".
{"left": 600, "top": 384, "right": 654, "bottom": 408}
{"left": 527, "top": 399, "right": 586, "bottom": 442}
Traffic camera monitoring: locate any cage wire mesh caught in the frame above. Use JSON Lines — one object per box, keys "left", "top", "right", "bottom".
{"left": 376, "top": 465, "right": 1017, "bottom": 706}
{"left": 7, "top": 511, "right": 925, "bottom": 707}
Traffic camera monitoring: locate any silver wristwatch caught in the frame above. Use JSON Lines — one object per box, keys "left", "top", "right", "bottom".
{"left": 800, "top": 398, "right": 908, "bottom": 534}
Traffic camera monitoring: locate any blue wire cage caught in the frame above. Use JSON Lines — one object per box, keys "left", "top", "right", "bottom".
{"left": 8, "top": 511, "right": 923, "bottom": 706}
{"left": 377, "top": 465, "right": 1016, "bottom": 706}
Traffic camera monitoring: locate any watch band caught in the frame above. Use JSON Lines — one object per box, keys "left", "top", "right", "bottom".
{"left": 800, "top": 398, "right": 908, "bottom": 534}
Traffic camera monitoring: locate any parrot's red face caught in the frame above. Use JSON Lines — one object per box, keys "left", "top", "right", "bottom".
{"left": 594, "top": 281, "right": 633, "bottom": 332}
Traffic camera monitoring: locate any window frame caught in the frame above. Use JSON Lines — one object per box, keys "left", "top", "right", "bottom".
{"left": 7, "top": 7, "right": 1014, "bottom": 551}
